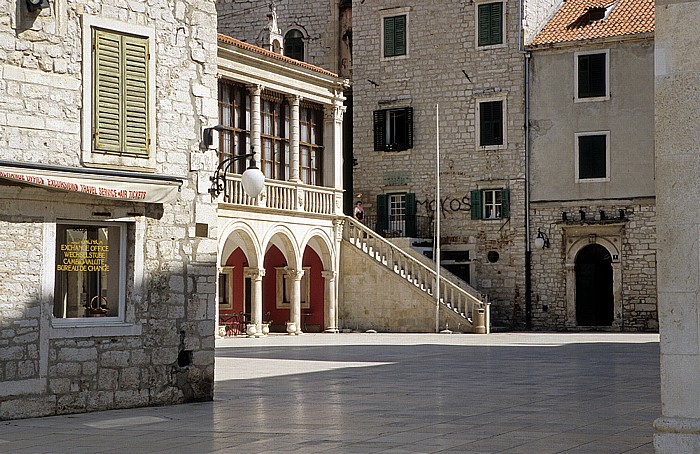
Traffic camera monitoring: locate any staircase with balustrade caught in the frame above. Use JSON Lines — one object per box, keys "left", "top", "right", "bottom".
{"left": 343, "top": 218, "right": 490, "bottom": 333}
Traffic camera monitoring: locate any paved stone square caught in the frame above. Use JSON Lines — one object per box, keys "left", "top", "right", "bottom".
{"left": 0, "top": 333, "right": 659, "bottom": 453}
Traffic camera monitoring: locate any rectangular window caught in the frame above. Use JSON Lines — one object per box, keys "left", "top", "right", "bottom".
{"left": 479, "top": 100, "right": 503, "bottom": 147}
{"left": 576, "top": 133, "right": 609, "bottom": 181}
{"left": 219, "top": 80, "right": 251, "bottom": 175}
{"left": 53, "top": 222, "right": 126, "bottom": 319}
{"left": 373, "top": 107, "right": 413, "bottom": 152}
{"left": 260, "top": 91, "right": 290, "bottom": 181}
{"left": 218, "top": 267, "right": 234, "bottom": 311}
{"left": 471, "top": 189, "right": 510, "bottom": 220}
{"left": 576, "top": 51, "right": 608, "bottom": 100}
{"left": 93, "top": 29, "right": 150, "bottom": 157}
{"left": 376, "top": 193, "right": 417, "bottom": 237}
{"left": 300, "top": 102, "right": 323, "bottom": 185}
{"left": 276, "top": 267, "right": 311, "bottom": 309}
{"left": 478, "top": 2, "right": 503, "bottom": 47}
{"left": 383, "top": 15, "right": 407, "bottom": 57}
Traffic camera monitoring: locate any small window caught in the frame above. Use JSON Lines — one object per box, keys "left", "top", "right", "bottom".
{"left": 576, "top": 132, "right": 609, "bottom": 181}
{"left": 93, "top": 29, "right": 150, "bottom": 157}
{"left": 478, "top": 2, "right": 503, "bottom": 47}
{"left": 471, "top": 189, "right": 510, "bottom": 220}
{"left": 478, "top": 100, "right": 503, "bottom": 147}
{"left": 53, "top": 222, "right": 126, "bottom": 319}
{"left": 576, "top": 51, "right": 608, "bottom": 100}
{"left": 373, "top": 107, "right": 413, "bottom": 152}
{"left": 276, "top": 267, "right": 311, "bottom": 309}
{"left": 284, "top": 29, "right": 305, "bottom": 61}
{"left": 383, "top": 15, "right": 407, "bottom": 57}
{"left": 376, "top": 193, "right": 417, "bottom": 237}
{"left": 218, "top": 267, "right": 234, "bottom": 311}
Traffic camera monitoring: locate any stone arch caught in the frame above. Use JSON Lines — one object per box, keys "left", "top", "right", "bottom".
{"left": 263, "top": 225, "right": 301, "bottom": 270}
{"left": 300, "top": 228, "right": 335, "bottom": 271}
{"left": 218, "top": 221, "right": 262, "bottom": 268}
{"left": 564, "top": 227, "right": 623, "bottom": 329}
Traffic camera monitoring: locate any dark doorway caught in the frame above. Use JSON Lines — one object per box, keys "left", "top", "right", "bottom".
{"left": 575, "top": 244, "right": 613, "bottom": 326}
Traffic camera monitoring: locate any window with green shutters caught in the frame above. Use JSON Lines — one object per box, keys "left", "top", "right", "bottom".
{"left": 478, "top": 2, "right": 503, "bottom": 47}
{"left": 383, "top": 15, "right": 407, "bottom": 57}
{"left": 479, "top": 100, "right": 503, "bottom": 146}
{"left": 471, "top": 189, "right": 509, "bottom": 220}
{"left": 93, "top": 29, "right": 150, "bottom": 157}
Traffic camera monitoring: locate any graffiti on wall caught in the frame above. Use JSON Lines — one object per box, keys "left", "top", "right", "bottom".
{"left": 417, "top": 193, "right": 471, "bottom": 217}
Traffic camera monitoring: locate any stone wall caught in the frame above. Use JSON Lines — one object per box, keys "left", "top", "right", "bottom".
{"left": 0, "top": 0, "right": 219, "bottom": 419}
{"left": 351, "top": 0, "right": 527, "bottom": 328}
{"left": 530, "top": 200, "right": 657, "bottom": 331}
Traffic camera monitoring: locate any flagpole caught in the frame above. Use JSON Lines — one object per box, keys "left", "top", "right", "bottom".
{"left": 435, "top": 104, "right": 441, "bottom": 333}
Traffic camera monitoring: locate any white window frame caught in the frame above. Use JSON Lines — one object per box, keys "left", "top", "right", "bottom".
{"left": 48, "top": 217, "right": 143, "bottom": 337}
{"left": 474, "top": 0, "right": 507, "bottom": 49}
{"left": 574, "top": 49, "right": 610, "bottom": 103}
{"left": 482, "top": 189, "right": 502, "bottom": 219}
{"left": 81, "top": 15, "right": 157, "bottom": 170}
{"left": 476, "top": 95, "right": 508, "bottom": 150}
{"left": 276, "top": 267, "right": 311, "bottom": 309}
{"left": 380, "top": 8, "right": 411, "bottom": 61}
{"left": 575, "top": 131, "right": 610, "bottom": 183}
{"left": 218, "top": 267, "right": 234, "bottom": 310}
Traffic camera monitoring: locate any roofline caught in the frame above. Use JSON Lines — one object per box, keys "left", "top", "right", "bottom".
{"left": 217, "top": 33, "right": 338, "bottom": 78}
{"left": 527, "top": 31, "right": 654, "bottom": 51}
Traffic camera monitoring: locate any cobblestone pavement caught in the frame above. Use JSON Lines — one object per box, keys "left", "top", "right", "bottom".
{"left": 0, "top": 333, "right": 660, "bottom": 453}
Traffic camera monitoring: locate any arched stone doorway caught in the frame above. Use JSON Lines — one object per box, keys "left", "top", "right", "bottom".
{"left": 575, "top": 244, "right": 613, "bottom": 326}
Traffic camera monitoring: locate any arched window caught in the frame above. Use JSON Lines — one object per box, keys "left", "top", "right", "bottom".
{"left": 284, "top": 29, "right": 305, "bottom": 61}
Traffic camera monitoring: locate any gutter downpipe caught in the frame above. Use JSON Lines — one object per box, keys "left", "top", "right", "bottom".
{"left": 519, "top": 0, "right": 533, "bottom": 330}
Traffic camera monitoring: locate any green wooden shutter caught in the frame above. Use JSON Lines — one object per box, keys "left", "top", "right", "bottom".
{"left": 490, "top": 3, "right": 503, "bottom": 45}
{"left": 470, "top": 190, "right": 482, "bottom": 220}
{"left": 373, "top": 109, "right": 386, "bottom": 151}
{"left": 405, "top": 107, "right": 413, "bottom": 149}
{"left": 376, "top": 194, "right": 388, "bottom": 234}
{"left": 500, "top": 188, "right": 510, "bottom": 218}
{"left": 394, "top": 15, "right": 406, "bottom": 56}
{"left": 384, "top": 17, "right": 395, "bottom": 57}
{"left": 94, "top": 30, "right": 150, "bottom": 156}
{"left": 94, "top": 30, "right": 123, "bottom": 153}
{"left": 405, "top": 192, "right": 416, "bottom": 237}
{"left": 123, "top": 35, "right": 149, "bottom": 156}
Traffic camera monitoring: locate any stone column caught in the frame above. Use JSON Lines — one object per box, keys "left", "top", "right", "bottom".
{"left": 248, "top": 84, "right": 262, "bottom": 164}
{"left": 322, "top": 270, "right": 338, "bottom": 333}
{"left": 654, "top": 0, "right": 700, "bottom": 450}
{"left": 244, "top": 267, "right": 265, "bottom": 335}
{"left": 287, "top": 268, "right": 304, "bottom": 335}
{"left": 324, "top": 99, "right": 346, "bottom": 215}
{"left": 287, "top": 95, "right": 301, "bottom": 182}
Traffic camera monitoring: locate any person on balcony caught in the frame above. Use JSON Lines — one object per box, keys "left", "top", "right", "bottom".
{"left": 353, "top": 201, "right": 364, "bottom": 223}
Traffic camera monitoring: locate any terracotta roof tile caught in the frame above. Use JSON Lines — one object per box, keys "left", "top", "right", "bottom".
{"left": 530, "top": 0, "right": 654, "bottom": 46}
{"left": 217, "top": 33, "right": 338, "bottom": 77}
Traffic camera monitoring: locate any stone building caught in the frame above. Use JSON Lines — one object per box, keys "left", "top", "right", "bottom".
{"left": 350, "top": 0, "right": 528, "bottom": 328}
{"left": 0, "top": 0, "right": 219, "bottom": 419}
{"left": 654, "top": 0, "right": 700, "bottom": 449}
{"left": 214, "top": 34, "right": 347, "bottom": 336}
{"left": 527, "top": 0, "right": 657, "bottom": 331}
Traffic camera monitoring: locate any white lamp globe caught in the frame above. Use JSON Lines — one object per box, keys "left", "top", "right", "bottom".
{"left": 534, "top": 235, "right": 545, "bottom": 249}
{"left": 241, "top": 166, "right": 265, "bottom": 198}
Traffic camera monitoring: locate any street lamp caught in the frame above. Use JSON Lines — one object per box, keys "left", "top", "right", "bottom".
{"left": 204, "top": 125, "right": 265, "bottom": 199}
{"left": 534, "top": 228, "right": 550, "bottom": 249}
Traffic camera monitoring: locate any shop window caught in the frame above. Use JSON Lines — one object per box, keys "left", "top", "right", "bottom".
{"left": 471, "top": 189, "right": 510, "bottom": 219}
{"left": 383, "top": 14, "right": 407, "bottom": 57}
{"left": 284, "top": 29, "right": 305, "bottom": 61}
{"left": 576, "top": 132, "right": 609, "bottom": 181}
{"left": 373, "top": 107, "right": 413, "bottom": 152}
{"left": 576, "top": 51, "right": 609, "bottom": 100}
{"left": 53, "top": 222, "right": 126, "bottom": 319}
{"left": 477, "top": 2, "right": 504, "bottom": 47}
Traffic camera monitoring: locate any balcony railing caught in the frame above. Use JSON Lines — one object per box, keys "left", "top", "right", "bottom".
{"left": 223, "top": 174, "right": 343, "bottom": 216}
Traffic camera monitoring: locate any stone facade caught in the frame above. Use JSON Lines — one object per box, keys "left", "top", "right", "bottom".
{"left": 654, "top": 0, "right": 700, "bottom": 449}
{"left": 0, "top": 0, "right": 219, "bottom": 419}
{"left": 351, "top": 0, "right": 527, "bottom": 328}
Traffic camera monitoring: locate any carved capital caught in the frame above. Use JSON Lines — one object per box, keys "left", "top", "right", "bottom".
{"left": 321, "top": 270, "right": 336, "bottom": 281}
{"left": 247, "top": 84, "right": 263, "bottom": 96}
{"left": 244, "top": 267, "right": 266, "bottom": 280}
{"left": 286, "top": 268, "right": 305, "bottom": 281}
